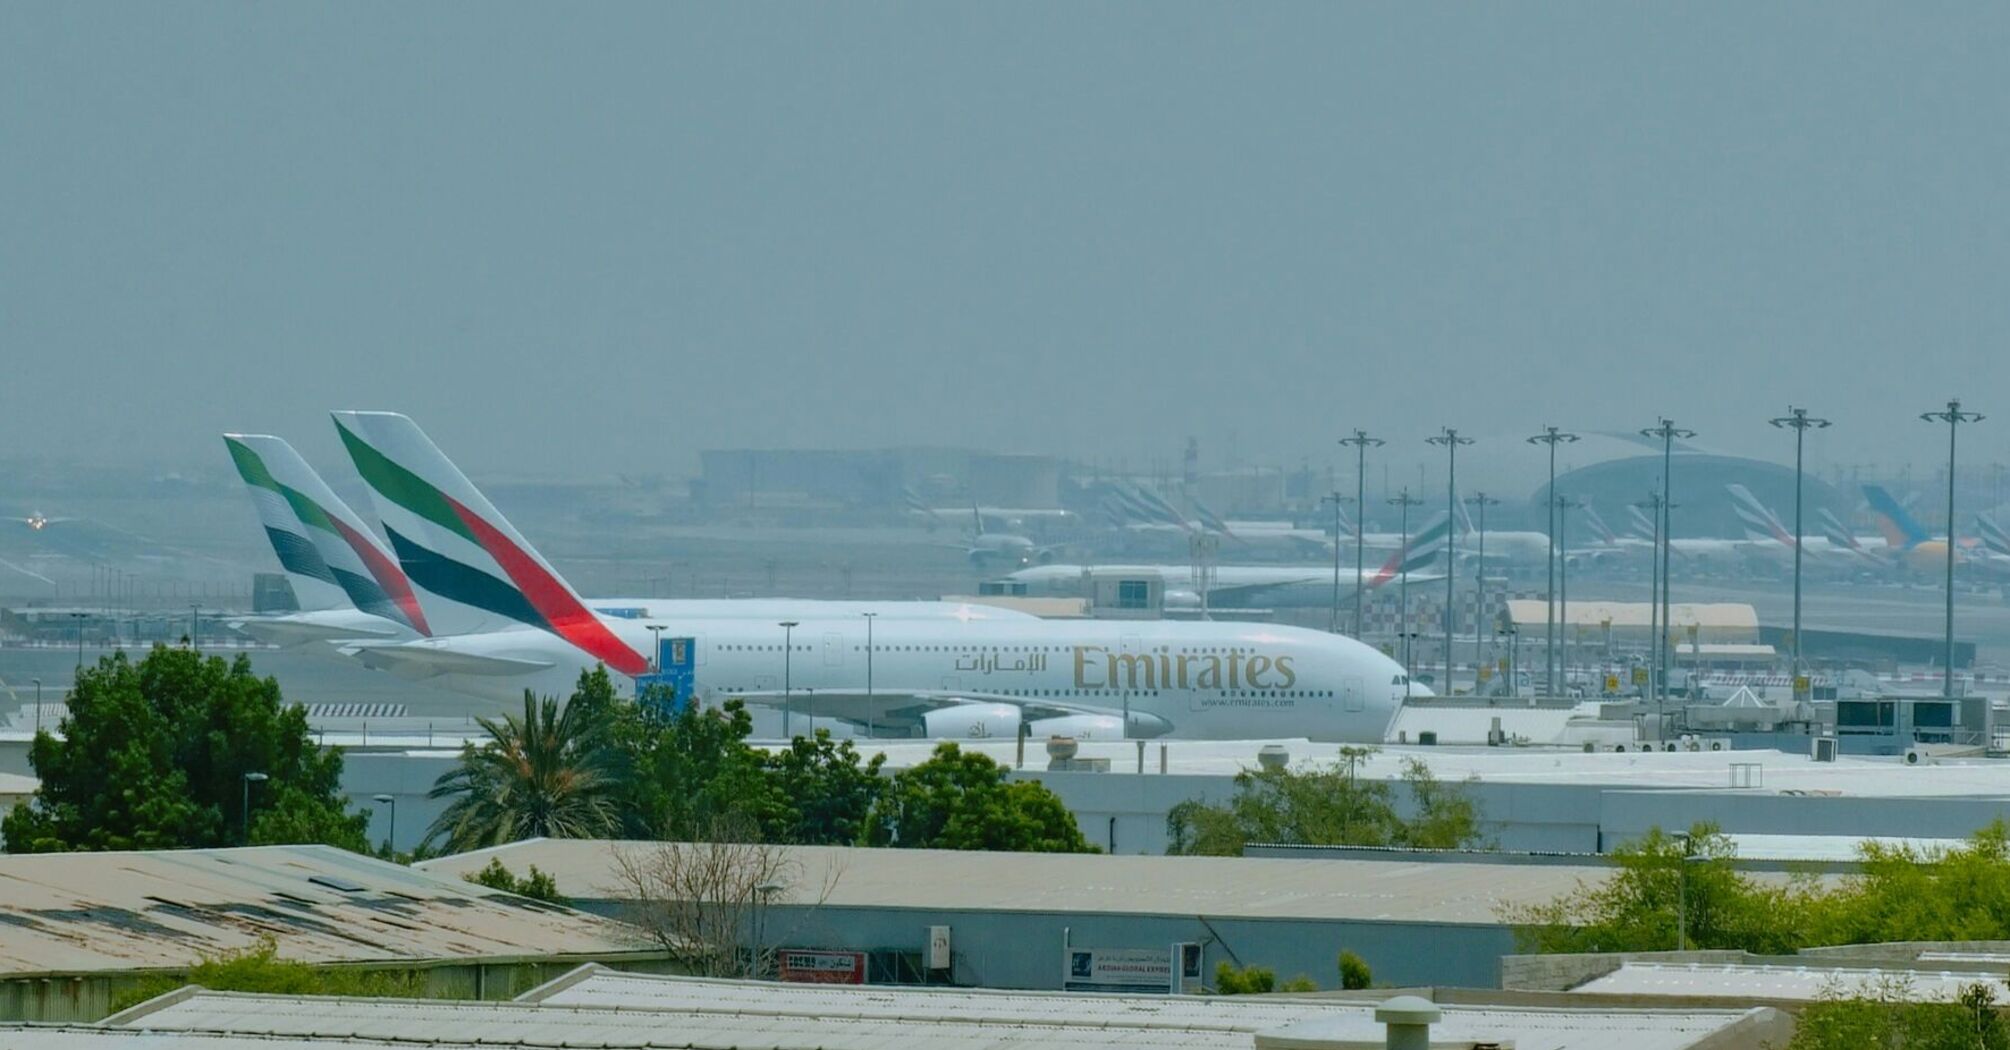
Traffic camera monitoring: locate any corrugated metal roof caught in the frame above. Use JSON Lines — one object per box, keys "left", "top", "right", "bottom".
{"left": 92, "top": 982, "right": 1773, "bottom": 1050}
{"left": 0, "top": 845, "right": 653, "bottom": 977}
{"left": 1574, "top": 960, "right": 2010, "bottom": 1002}
{"left": 419, "top": 840, "right": 1613, "bottom": 925}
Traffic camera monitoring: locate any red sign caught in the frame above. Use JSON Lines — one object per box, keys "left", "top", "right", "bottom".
{"left": 776, "top": 948, "right": 867, "bottom": 984}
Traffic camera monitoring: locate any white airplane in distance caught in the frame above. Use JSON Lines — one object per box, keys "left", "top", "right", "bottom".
{"left": 333, "top": 410, "right": 1420, "bottom": 742}
{"left": 227, "top": 435, "right": 1038, "bottom": 651}
{"left": 1004, "top": 512, "right": 1452, "bottom": 611}
{"left": 11, "top": 512, "right": 73, "bottom": 531}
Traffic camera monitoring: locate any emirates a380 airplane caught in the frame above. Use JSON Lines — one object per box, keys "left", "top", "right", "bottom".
{"left": 326, "top": 411, "right": 1419, "bottom": 742}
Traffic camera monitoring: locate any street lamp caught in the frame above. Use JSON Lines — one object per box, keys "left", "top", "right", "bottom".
{"left": 1921, "top": 399, "right": 1984, "bottom": 699}
{"left": 1555, "top": 495, "right": 1582, "bottom": 689}
{"left": 1387, "top": 488, "right": 1423, "bottom": 685}
{"left": 1640, "top": 419, "right": 1696, "bottom": 709}
{"left": 1338, "top": 430, "right": 1385, "bottom": 638}
{"left": 1467, "top": 493, "right": 1500, "bottom": 690}
{"left": 372, "top": 794, "right": 397, "bottom": 854}
{"left": 69, "top": 612, "right": 87, "bottom": 668}
{"left": 1769, "top": 407, "right": 1831, "bottom": 692}
{"left": 1526, "top": 427, "right": 1580, "bottom": 695}
{"left": 863, "top": 612, "right": 877, "bottom": 740}
{"left": 31, "top": 679, "right": 41, "bottom": 738}
{"left": 754, "top": 880, "right": 786, "bottom": 979}
{"left": 189, "top": 603, "right": 201, "bottom": 652}
{"left": 241, "top": 772, "right": 268, "bottom": 844}
{"left": 1425, "top": 429, "right": 1474, "bottom": 693}
{"left": 778, "top": 621, "right": 799, "bottom": 738}
{"left": 1320, "top": 491, "right": 1352, "bottom": 633}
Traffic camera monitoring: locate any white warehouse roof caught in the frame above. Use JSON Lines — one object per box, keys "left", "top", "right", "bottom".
{"left": 75, "top": 973, "right": 1785, "bottom": 1050}
{"left": 1573, "top": 960, "right": 2010, "bottom": 1003}
{"left": 419, "top": 840, "right": 1612, "bottom": 925}
{"left": 0, "top": 844, "right": 654, "bottom": 977}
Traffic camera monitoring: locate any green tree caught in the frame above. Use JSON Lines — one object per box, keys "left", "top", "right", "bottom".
{"left": 111, "top": 937, "right": 433, "bottom": 1014}
{"left": 1166, "top": 750, "right": 1484, "bottom": 856}
{"left": 424, "top": 688, "right": 623, "bottom": 853}
{"left": 863, "top": 742, "right": 1094, "bottom": 853}
{"left": 1214, "top": 962, "right": 1276, "bottom": 994}
{"left": 607, "top": 688, "right": 786, "bottom": 841}
{"left": 1508, "top": 823, "right": 1811, "bottom": 955}
{"left": 1338, "top": 950, "right": 1373, "bottom": 990}
{"left": 762, "top": 730, "right": 886, "bottom": 845}
{"left": 2, "top": 647, "right": 365, "bottom": 853}
{"left": 1789, "top": 980, "right": 2008, "bottom": 1050}
{"left": 466, "top": 857, "right": 568, "bottom": 903}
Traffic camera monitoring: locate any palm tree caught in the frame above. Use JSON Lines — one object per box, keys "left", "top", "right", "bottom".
{"left": 424, "top": 691, "right": 622, "bottom": 853}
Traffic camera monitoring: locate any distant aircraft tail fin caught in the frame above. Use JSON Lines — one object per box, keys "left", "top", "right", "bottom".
{"left": 1190, "top": 497, "right": 1234, "bottom": 538}
{"left": 1581, "top": 503, "right": 1620, "bottom": 546}
{"left": 1977, "top": 514, "right": 2010, "bottom": 558}
{"left": 331, "top": 411, "right": 647, "bottom": 675}
{"left": 1727, "top": 484, "right": 1794, "bottom": 546}
{"left": 1369, "top": 511, "right": 1451, "bottom": 587}
{"left": 1818, "top": 508, "right": 1870, "bottom": 556}
{"left": 1862, "top": 485, "right": 1932, "bottom": 549}
{"left": 1453, "top": 498, "right": 1476, "bottom": 539}
{"left": 225, "top": 435, "right": 430, "bottom": 636}
{"left": 224, "top": 436, "right": 347, "bottom": 612}
{"left": 1627, "top": 503, "right": 1659, "bottom": 542}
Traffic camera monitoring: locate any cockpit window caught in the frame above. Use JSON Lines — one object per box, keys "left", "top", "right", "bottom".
{"left": 1392, "top": 674, "right": 1408, "bottom": 685}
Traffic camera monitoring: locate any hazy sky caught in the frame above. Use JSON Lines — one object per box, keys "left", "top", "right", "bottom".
{"left": 4, "top": 4, "right": 2007, "bottom": 481}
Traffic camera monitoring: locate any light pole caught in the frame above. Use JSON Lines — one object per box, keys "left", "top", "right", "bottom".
{"left": 754, "top": 881, "right": 785, "bottom": 979}
{"left": 778, "top": 621, "right": 799, "bottom": 738}
{"left": 1641, "top": 419, "right": 1695, "bottom": 708}
{"left": 1555, "top": 495, "right": 1581, "bottom": 689}
{"left": 1526, "top": 427, "right": 1580, "bottom": 696}
{"left": 1634, "top": 493, "right": 1666, "bottom": 702}
{"left": 1769, "top": 407, "right": 1831, "bottom": 691}
{"left": 1921, "top": 400, "right": 1984, "bottom": 699}
{"left": 1321, "top": 491, "right": 1349, "bottom": 634}
{"left": 241, "top": 771, "right": 268, "bottom": 844}
{"left": 31, "top": 679, "right": 41, "bottom": 738}
{"left": 1468, "top": 493, "right": 1499, "bottom": 690}
{"left": 1387, "top": 488, "right": 1423, "bottom": 686}
{"left": 1338, "top": 431, "right": 1385, "bottom": 638}
{"left": 862, "top": 612, "right": 877, "bottom": 740}
{"left": 70, "top": 612, "right": 87, "bottom": 668}
{"left": 1426, "top": 429, "right": 1474, "bottom": 692}
{"left": 372, "top": 794, "right": 397, "bottom": 854}
{"left": 189, "top": 603, "right": 201, "bottom": 652}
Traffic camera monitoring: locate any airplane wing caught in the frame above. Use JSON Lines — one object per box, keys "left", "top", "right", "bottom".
{"left": 722, "top": 687, "right": 1165, "bottom": 736}
{"left": 1200, "top": 574, "right": 1331, "bottom": 606}
{"left": 340, "top": 640, "right": 556, "bottom": 679}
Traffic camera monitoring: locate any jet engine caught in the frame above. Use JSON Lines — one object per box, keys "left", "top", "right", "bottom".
{"left": 921, "top": 702, "right": 1021, "bottom": 740}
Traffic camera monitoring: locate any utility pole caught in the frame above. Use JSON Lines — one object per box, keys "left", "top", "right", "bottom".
{"left": 1426, "top": 428, "right": 1473, "bottom": 693}
{"left": 1321, "top": 491, "right": 1349, "bottom": 634}
{"left": 1468, "top": 493, "right": 1499, "bottom": 690}
{"left": 1640, "top": 420, "right": 1696, "bottom": 711}
{"left": 1921, "top": 400, "right": 1984, "bottom": 699}
{"left": 778, "top": 620, "right": 799, "bottom": 738}
{"left": 1338, "top": 431, "right": 1384, "bottom": 639}
{"left": 1388, "top": 488, "right": 1424, "bottom": 694}
{"left": 1526, "top": 427, "right": 1579, "bottom": 696}
{"left": 863, "top": 611, "right": 877, "bottom": 740}
{"left": 1555, "top": 495, "right": 1581, "bottom": 688}
{"left": 1769, "top": 407, "right": 1831, "bottom": 693}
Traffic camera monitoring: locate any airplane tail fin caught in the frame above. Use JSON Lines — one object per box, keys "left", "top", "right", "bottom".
{"left": 970, "top": 503, "right": 985, "bottom": 537}
{"left": 1581, "top": 503, "right": 1620, "bottom": 546}
{"left": 225, "top": 436, "right": 347, "bottom": 612}
{"left": 1862, "top": 485, "right": 1932, "bottom": 549}
{"left": 331, "top": 411, "right": 647, "bottom": 675}
{"left": 1818, "top": 508, "right": 1870, "bottom": 556}
{"left": 1727, "top": 484, "right": 1794, "bottom": 546}
{"left": 1454, "top": 498, "right": 1476, "bottom": 539}
{"left": 1190, "top": 496, "right": 1234, "bottom": 538}
{"left": 1369, "top": 511, "right": 1452, "bottom": 587}
{"left": 226, "top": 435, "right": 430, "bottom": 636}
{"left": 1627, "top": 504, "right": 1659, "bottom": 542}
{"left": 1977, "top": 514, "right": 2010, "bottom": 558}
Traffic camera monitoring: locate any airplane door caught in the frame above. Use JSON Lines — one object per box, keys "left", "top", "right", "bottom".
{"left": 1343, "top": 676, "right": 1365, "bottom": 712}
{"left": 823, "top": 633, "right": 844, "bottom": 668}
